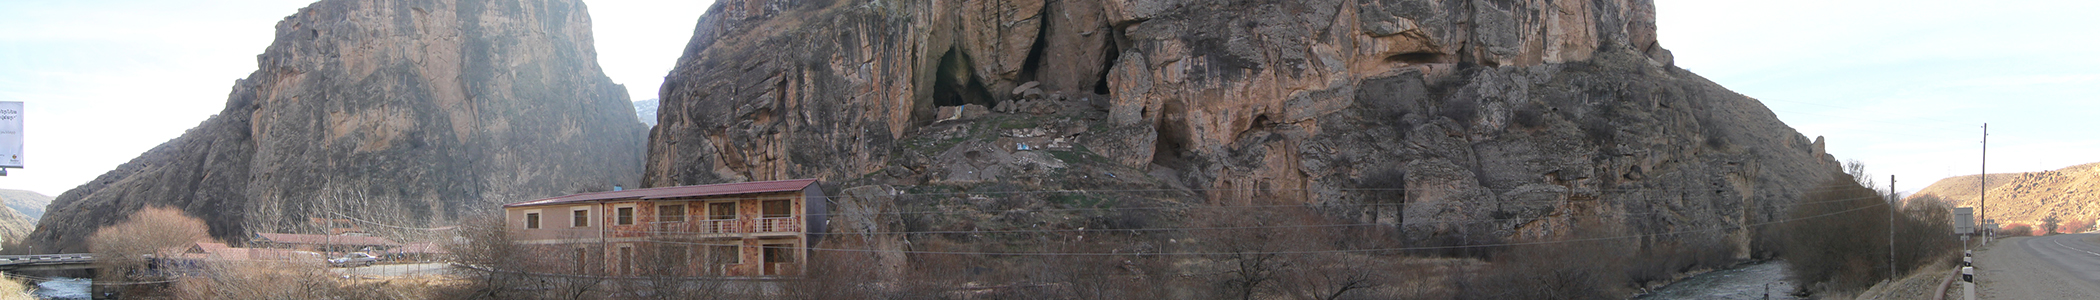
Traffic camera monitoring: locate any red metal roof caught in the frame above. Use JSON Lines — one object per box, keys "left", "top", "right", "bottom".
{"left": 254, "top": 233, "right": 403, "bottom": 247}
{"left": 502, "top": 179, "right": 819, "bottom": 208}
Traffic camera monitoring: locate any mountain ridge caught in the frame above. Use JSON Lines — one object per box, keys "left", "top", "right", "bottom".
{"left": 1911, "top": 162, "right": 2100, "bottom": 226}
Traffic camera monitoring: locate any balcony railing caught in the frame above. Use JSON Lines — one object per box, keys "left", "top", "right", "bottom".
{"left": 756, "top": 217, "right": 800, "bottom": 233}
{"left": 647, "top": 217, "right": 800, "bottom": 235}
{"left": 694, "top": 219, "right": 742, "bottom": 234}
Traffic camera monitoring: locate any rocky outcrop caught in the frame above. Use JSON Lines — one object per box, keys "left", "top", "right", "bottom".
{"left": 650, "top": 0, "right": 1837, "bottom": 257}
{"left": 25, "top": 0, "right": 646, "bottom": 253}
{"left": 1912, "top": 162, "right": 2100, "bottom": 226}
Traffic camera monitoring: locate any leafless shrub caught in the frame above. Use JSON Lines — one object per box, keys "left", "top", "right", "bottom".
{"left": 1778, "top": 173, "right": 1957, "bottom": 295}
{"left": 783, "top": 250, "right": 890, "bottom": 299}
{"left": 89, "top": 206, "right": 212, "bottom": 284}
{"left": 1893, "top": 195, "right": 1960, "bottom": 273}
{"left": 1449, "top": 220, "right": 1629, "bottom": 300}
{"left": 434, "top": 216, "right": 541, "bottom": 299}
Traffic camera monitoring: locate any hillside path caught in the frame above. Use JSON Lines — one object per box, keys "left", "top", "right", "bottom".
{"left": 1974, "top": 234, "right": 2100, "bottom": 299}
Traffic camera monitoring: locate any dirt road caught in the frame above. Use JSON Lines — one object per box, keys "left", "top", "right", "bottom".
{"left": 1974, "top": 233, "right": 2100, "bottom": 299}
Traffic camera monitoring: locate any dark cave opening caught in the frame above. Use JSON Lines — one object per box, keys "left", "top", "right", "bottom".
{"left": 932, "top": 47, "right": 996, "bottom": 107}
{"left": 1093, "top": 43, "right": 1122, "bottom": 95}
{"left": 1017, "top": 13, "right": 1051, "bottom": 85}
{"left": 1150, "top": 99, "right": 1191, "bottom": 169}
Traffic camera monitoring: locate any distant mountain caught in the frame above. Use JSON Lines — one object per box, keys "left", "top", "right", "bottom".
{"left": 1911, "top": 162, "right": 2100, "bottom": 226}
{"left": 0, "top": 189, "right": 37, "bottom": 247}
{"left": 0, "top": 189, "right": 50, "bottom": 221}
{"left": 635, "top": 98, "right": 658, "bottom": 127}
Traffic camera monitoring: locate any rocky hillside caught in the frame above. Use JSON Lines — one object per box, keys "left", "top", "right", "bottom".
{"left": 0, "top": 189, "right": 49, "bottom": 248}
{"left": 651, "top": 0, "right": 1839, "bottom": 257}
{"left": 1911, "top": 162, "right": 2100, "bottom": 226}
{"left": 25, "top": 0, "right": 646, "bottom": 253}
{"left": 0, "top": 189, "right": 51, "bottom": 221}
{"left": 0, "top": 205, "right": 29, "bottom": 248}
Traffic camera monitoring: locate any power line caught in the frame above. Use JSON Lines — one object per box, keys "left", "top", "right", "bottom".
{"left": 621, "top": 200, "right": 1890, "bottom": 256}
{"left": 586, "top": 193, "right": 1897, "bottom": 236}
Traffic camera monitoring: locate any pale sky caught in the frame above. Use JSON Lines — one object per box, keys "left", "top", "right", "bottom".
{"left": 1, "top": 0, "right": 2093, "bottom": 197}
{"left": 1656, "top": 0, "right": 2100, "bottom": 193}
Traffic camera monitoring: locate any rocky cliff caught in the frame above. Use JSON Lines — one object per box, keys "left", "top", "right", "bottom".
{"left": 1912, "top": 162, "right": 2100, "bottom": 226}
{"left": 26, "top": 0, "right": 646, "bottom": 253}
{"left": 649, "top": 0, "right": 1839, "bottom": 256}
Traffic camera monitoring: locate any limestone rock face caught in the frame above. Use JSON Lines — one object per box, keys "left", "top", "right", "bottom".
{"left": 26, "top": 0, "right": 646, "bottom": 253}
{"left": 651, "top": 0, "right": 1837, "bottom": 255}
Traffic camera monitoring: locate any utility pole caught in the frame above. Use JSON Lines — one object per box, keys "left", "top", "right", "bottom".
{"left": 1889, "top": 175, "right": 1897, "bottom": 279}
{"left": 1981, "top": 123, "right": 1989, "bottom": 245}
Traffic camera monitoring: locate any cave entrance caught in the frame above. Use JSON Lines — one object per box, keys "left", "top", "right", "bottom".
{"left": 931, "top": 47, "right": 996, "bottom": 107}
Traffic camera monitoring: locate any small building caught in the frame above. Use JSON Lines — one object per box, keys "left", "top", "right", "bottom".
{"left": 250, "top": 233, "right": 403, "bottom": 254}
{"left": 502, "top": 179, "right": 827, "bottom": 277}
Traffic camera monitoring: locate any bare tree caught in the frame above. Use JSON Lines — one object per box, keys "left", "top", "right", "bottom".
{"left": 1190, "top": 207, "right": 1349, "bottom": 300}
{"left": 2041, "top": 215, "right": 2061, "bottom": 236}
{"left": 89, "top": 206, "right": 213, "bottom": 285}
{"left": 1844, "top": 159, "right": 1880, "bottom": 193}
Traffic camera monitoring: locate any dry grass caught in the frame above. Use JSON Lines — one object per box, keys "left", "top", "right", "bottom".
{"left": 171, "top": 259, "right": 443, "bottom": 299}
{"left": 0, "top": 278, "right": 32, "bottom": 300}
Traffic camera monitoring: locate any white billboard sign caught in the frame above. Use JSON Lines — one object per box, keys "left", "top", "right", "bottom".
{"left": 0, "top": 102, "right": 19, "bottom": 168}
{"left": 1951, "top": 207, "right": 1975, "bottom": 235}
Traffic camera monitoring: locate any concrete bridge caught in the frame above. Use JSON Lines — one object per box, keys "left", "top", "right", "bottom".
{"left": 0, "top": 253, "right": 94, "bottom": 271}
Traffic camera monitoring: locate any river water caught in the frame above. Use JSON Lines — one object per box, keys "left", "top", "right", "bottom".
{"left": 32, "top": 277, "right": 88, "bottom": 300}
{"left": 1634, "top": 261, "right": 1802, "bottom": 300}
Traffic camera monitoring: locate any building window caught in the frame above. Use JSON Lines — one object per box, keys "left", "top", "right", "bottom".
{"left": 659, "top": 204, "right": 686, "bottom": 222}
{"left": 763, "top": 244, "right": 793, "bottom": 275}
{"left": 709, "top": 202, "right": 736, "bottom": 220}
{"left": 708, "top": 245, "right": 739, "bottom": 275}
{"left": 618, "top": 246, "right": 634, "bottom": 276}
{"left": 573, "top": 209, "right": 590, "bottom": 227}
{"left": 573, "top": 248, "right": 590, "bottom": 274}
{"left": 616, "top": 207, "right": 635, "bottom": 225}
{"left": 525, "top": 213, "right": 540, "bottom": 229}
{"left": 763, "top": 244, "right": 793, "bottom": 263}
{"left": 763, "top": 200, "right": 791, "bottom": 218}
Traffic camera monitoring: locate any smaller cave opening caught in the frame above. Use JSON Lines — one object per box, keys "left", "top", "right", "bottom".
{"left": 1150, "top": 99, "right": 1192, "bottom": 169}
{"left": 1092, "top": 43, "right": 1123, "bottom": 95}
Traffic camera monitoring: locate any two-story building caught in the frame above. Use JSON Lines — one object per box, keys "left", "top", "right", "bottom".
{"left": 502, "top": 179, "right": 827, "bottom": 277}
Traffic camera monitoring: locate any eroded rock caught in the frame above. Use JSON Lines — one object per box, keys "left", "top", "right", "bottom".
{"left": 27, "top": 0, "right": 646, "bottom": 252}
